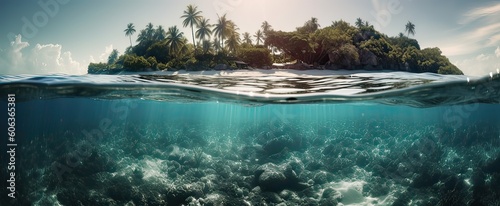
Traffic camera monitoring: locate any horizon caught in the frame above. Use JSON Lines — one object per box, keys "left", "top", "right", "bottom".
{"left": 0, "top": 0, "right": 499, "bottom": 76}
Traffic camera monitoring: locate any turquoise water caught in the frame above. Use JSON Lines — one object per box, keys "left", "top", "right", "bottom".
{"left": 1, "top": 72, "right": 500, "bottom": 205}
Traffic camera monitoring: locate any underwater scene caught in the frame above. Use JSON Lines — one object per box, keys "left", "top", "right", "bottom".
{"left": 1, "top": 72, "right": 500, "bottom": 206}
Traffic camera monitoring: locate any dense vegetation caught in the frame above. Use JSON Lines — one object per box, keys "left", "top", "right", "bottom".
{"left": 88, "top": 5, "right": 463, "bottom": 75}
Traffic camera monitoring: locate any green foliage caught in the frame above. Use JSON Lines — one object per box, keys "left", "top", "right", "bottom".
{"left": 329, "top": 44, "right": 359, "bottom": 69}
{"left": 265, "top": 20, "right": 461, "bottom": 74}
{"left": 267, "top": 25, "right": 357, "bottom": 64}
{"left": 131, "top": 40, "right": 154, "bottom": 57}
{"left": 87, "top": 63, "right": 110, "bottom": 73}
{"left": 354, "top": 25, "right": 381, "bottom": 44}
{"left": 417, "top": 48, "right": 462, "bottom": 74}
{"left": 331, "top": 20, "right": 351, "bottom": 30}
{"left": 196, "top": 18, "right": 212, "bottom": 41}
{"left": 213, "top": 14, "right": 233, "bottom": 50}
{"left": 438, "top": 65, "right": 463, "bottom": 75}
{"left": 124, "top": 23, "right": 136, "bottom": 47}
{"left": 417, "top": 47, "right": 443, "bottom": 73}
{"left": 166, "top": 26, "right": 185, "bottom": 55}
{"left": 266, "top": 31, "right": 313, "bottom": 63}
{"left": 402, "top": 46, "right": 420, "bottom": 71}
{"left": 165, "top": 56, "right": 197, "bottom": 70}
{"left": 315, "top": 27, "right": 352, "bottom": 48}
{"left": 360, "top": 37, "right": 391, "bottom": 57}
{"left": 239, "top": 42, "right": 253, "bottom": 49}
{"left": 146, "top": 41, "right": 170, "bottom": 63}
{"left": 297, "top": 17, "right": 321, "bottom": 34}
{"left": 182, "top": 4, "right": 202, "bottom": 47}
{"left": 400, "top": 47, "right": 462, "bottom": 74}
{"left": 98, "top": 4, "right": 461, "bottom": 75}
{"left": 238, "top": 47, "right": 272, "bottom": 67}
{"left": 315, "top": 26, "right": 354, "bottom": 52}
{"left": 147, "top": 56, "right": 158, "bottom": 68}
{"left": 405, "top": 21, "right": 416, "bottom": 36}
{"left": 123, "top": 55, "right": 152, "bottom": 71}
{"left": 359, "top": 37, "right": 394, "bottom": 68}
{"left": 388, "top": 36, "right": 420, "bottom": 50}
{"left": 157, "top": 63, "right": 168, "bottom": 70}
{"left": 88, "top": 61, "right": 124, "bottom": 74}
{"left": 107, "top": 49, "right": 119, "bottom": 65}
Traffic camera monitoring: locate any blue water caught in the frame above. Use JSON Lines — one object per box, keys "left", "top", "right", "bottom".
{"left": 1, "top": 72, "right": 500, "bottom": 205}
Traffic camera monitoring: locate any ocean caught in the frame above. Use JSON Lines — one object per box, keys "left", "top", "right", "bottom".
{"left": 1, "top": 71, "right": 500, "bottom": 205}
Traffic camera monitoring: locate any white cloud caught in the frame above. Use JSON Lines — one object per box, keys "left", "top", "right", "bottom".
{"left": 454, "top": 53, "right": 500, "bottom": 77}
{"left": 90, "top": 44, "right": 114, "bottom": 63}
{"left": 496, "top": 46, "right": 500, "bottom": 57}
{"left": 440, "top": 42, "right": 477, "bottom": 57}
{"left": 476, "top": 53, "right": 490, "bottom": 61}
{"left": 0, "top": 35, "right": 85, "bottom": 75}
{"left": 7, "top": 35, "right": 30, "bottom": 68}
{"left": 470, "top": 23, "right": 500, "bottom": 47}
{"left": 440, "top": 3, "right": 500, "bottom": 56}
{"left": 461, "top": 3, "right": 500, "bottom": 24}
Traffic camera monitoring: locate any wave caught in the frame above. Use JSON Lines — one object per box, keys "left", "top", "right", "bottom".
{"left": 1, "top": 71, "right": 499, "bottom": 107}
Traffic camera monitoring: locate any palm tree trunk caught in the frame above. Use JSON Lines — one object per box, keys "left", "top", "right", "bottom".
{"left": 191, "top": 24, "right": 196, "bottom": 48}
{"left": 221, "top": 35, "right": 224, "bottom": 52}
{"left": 129, "top": 36, "right": 132, "bottom": 47}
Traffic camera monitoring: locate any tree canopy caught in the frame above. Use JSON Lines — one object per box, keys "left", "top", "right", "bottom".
{"left": 265, "top": 18, "right": 461, "bottom": 74}
{"left": 90, "top": 6, "right": 463, "bottom": 75}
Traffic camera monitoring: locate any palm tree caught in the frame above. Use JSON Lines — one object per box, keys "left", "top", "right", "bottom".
{"left": 261, "top": 21, "right": 272, "bottom": 47}
{"left": 124, "top": 23, "right": 136, "bottom": 47}
{"left": 202, "top": 40, "right": 213, "bottom": 54}
{"left": 154, "top": 25, "right": 166, "bottom": 41}
{"left": 355, "top": 18, "right": 364, "bottom": 28}
{"left": 310, "top": 17, "right": 320, "bottom": 30}
{"left": 213, "top": 14, "right": 231, "bottom": 51}
{"left": 261, "top": 21, "right": 272, "bottom": 35}
{"left": 405, "top": 21, "right": 415, "bottom": 36}
{"left": 213, "top": 37, "right": 221, "bottom": 53}
{"left": 166, "top": 26, "right": 185, "bottom": 55}
{"left": 225, "top": 22, "right": 240, "bottom": 53}
{"left": 196, "top": 18, "right": 212, "bottom": 41}
{"left": 177, "top": 38, "right": 190, "bottom": 56}
{"left": 107, "top": 49, "right": 119, "bottom": 64}
{"left": 145, "top": 23, "right": 154, "bottom": 41}
{"left": 181, "top": 4, "right": 202, "bottom": 47}
{"left": 136, "top": 30, "right": 147, "bottom": 43}
{"left": 242, "top": 32, "right": 252, "bottom": 45}
{"left": 254, "top": 29, "right": 263, "bottom": 45}
{"left": 226, "top": 34, "right": 240, "bottom": 54}
{"left": 398, "top": 32, "right": 405, "bottom": 38}
{"left": 305, "top": 17, "right": 320, "bottom": 32}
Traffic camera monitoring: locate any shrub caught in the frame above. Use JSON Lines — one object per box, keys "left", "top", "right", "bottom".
{"left": 87, "top": 63, "right": 110, "bottom": 74}
{"left": 438, "top": 65, "right": 463, "bottom": 75}
{"left": 157, "top": 63, "right": 168, "bottom": 70}
{"left": 146, "top": 56, "right": 158, "bottom": 69}
{"left": 238, "top": 47, "right": 272, "bottom": 67}
{"left": 123, "top": 55, "right": 151, "bottom": 71}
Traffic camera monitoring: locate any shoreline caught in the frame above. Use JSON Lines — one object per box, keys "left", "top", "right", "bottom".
{"left": 140, "top": 68, "right": 416, "bottom": 78}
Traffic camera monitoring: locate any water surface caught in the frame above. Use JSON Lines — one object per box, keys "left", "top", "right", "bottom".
{"left": 1, "top": 71, "right": 500, "bottom": 205}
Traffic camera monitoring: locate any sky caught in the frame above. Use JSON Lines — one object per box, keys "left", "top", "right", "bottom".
{"left": 0, "top": 0, "right": 499, "bottom": 76}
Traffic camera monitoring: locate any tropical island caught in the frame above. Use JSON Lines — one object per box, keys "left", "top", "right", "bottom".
{"left": 88, "top": 4, "right": 463, "bottom": 75}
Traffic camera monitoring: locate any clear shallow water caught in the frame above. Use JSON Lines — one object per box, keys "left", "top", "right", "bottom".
{"left": 1, "top": 71, "right": 500, "bottom": 205}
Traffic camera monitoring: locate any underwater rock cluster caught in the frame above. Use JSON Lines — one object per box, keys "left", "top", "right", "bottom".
{"left": 4, "top": 119, "right": 500, "bottom": 205}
